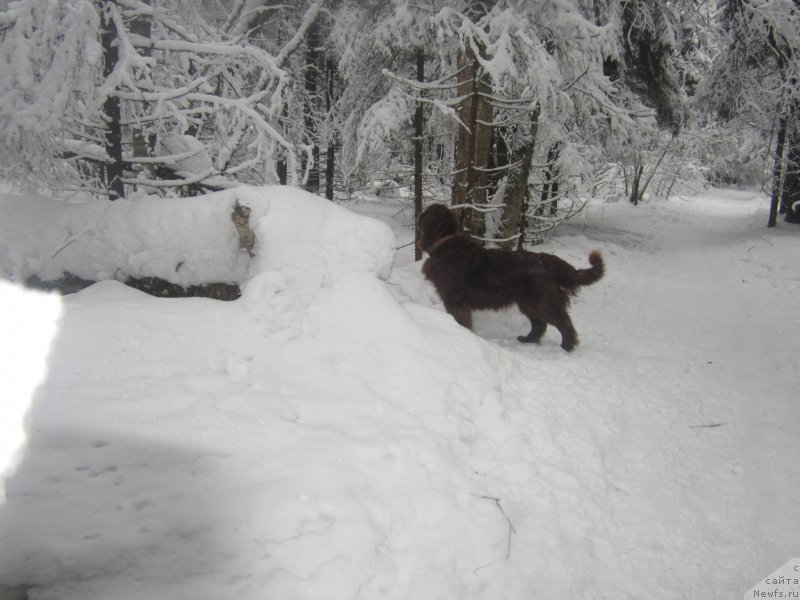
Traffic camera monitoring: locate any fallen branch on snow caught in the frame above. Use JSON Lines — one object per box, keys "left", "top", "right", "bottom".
{"left": 475, "top": 494, "right": 517, "bottom": 562}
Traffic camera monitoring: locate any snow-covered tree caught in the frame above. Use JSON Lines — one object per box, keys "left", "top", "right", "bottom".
{"left": 0, "top": 0, "right": 320, "bottom": 198}
{"left": 342, "top": 1, "right": 660, "bottom": 246}
{"left": 0, "top": 0, "right": 735, "bottom": 222}
{"left": 331, "top": 0, "right": 428, "bottom": 192}
{"left": 0, "top": 1, "right": 105, "bottom": 193}
{"left": 600, "top": 0, "right": 698, "bottom": 205}
{"left": 702, "top": 0, "right": 800, "bottom": 225}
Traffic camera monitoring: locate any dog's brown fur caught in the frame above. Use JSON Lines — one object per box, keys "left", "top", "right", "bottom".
{"left": 419, "top": 203, "right": 604, "bottom": 351}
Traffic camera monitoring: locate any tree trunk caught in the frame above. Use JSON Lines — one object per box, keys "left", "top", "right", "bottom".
{"left": 414, "top": 47, "right": 425, "bottom": 262}
{"left": 277, "top": 105, "right": 289, "bottom": 184}
{"left": 487, "top": 126, "right": 509, "bottom": 201}
{"left": 99, "top": 0, "right": 125, "bottom": 200}
{"left": 277, "top": 150, "right": 288, "bottom": 185}
{"left": 516, "top": 189, "right": 530, "bottom": 251}
{"left": 303, "top": 18, "right": 321, "bottom": 194}
{"left": 768, "top": 115, "right": 787, "bottom": 227}
{"left": 629, "top": 159, "right": 643, "bottom": 205}
{"left": 130, "top": 0, "right": 153, "bottom": 181}
{"left": 539, "top": 143, "right": 561, "bottom": 217}
{"left": 549, "top": 175, "right": 560, "bottom": 216}
{"left": 780, "top": 119, "right": 800, "bottom": 224}
{"left": 451, "top": 43, "right": 492, "bottom": 240}
{"left": 451, "top": 47, "right": 473, "bottom": 215}
{"left": 499, "top": 109, "right": 539, "bottom": 250}
{"left": 325, "top": 57, "right": 336, "bottom": 201}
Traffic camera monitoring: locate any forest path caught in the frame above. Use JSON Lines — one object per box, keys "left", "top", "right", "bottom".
{"left": 467, "top": 191, "right": 799, "bottom": 597}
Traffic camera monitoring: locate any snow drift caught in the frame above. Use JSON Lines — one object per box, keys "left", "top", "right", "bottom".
{"left": 0, "top": 185, "right": 517, "bottom": 599}
{"left": 0, "top": 185, "right": 395, "bottom": 297}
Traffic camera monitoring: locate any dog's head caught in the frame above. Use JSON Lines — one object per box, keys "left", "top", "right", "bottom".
{"left": 418, "top": 204, "right": 459, "bottom": 253}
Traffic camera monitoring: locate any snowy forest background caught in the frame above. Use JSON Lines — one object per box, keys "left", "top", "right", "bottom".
{"left": 1, "top": 0, "right": 800, "bottom": 252}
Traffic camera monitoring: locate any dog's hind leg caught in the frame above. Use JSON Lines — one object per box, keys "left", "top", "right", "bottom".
{"left": 517, "top": 301, "right": 547, "bottom": 343}
{"left": 518, "top": 316, "right": 547, "bottom": 344}
{"left": 551, "top": 310, "right": 579, "bottom": 352}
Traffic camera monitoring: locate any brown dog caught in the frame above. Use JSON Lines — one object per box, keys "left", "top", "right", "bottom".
{"left": 419, "top": 203, "right": 604, "bottom": 351}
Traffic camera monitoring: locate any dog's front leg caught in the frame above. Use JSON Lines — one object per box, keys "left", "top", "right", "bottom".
{"left": 444, "top": 301, "right": 473, "bottom": 330}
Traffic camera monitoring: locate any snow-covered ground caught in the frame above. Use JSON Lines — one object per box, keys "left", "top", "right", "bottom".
{"left": 0, "top": 186, "right": 797, "bottom": 599}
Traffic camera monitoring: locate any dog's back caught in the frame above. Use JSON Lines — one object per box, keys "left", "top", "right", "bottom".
{"left": 523, "top": 249, "right": 604, "bottom": 295}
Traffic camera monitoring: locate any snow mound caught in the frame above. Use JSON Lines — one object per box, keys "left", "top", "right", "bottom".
{"left": 0, "top": 186, "right": 396, "bottom": 301}
{"left": 0, "top": 187, "right": 516, "bottom": 600}
{"left": 236, "top": 185, "right": 395, "bottom": 303}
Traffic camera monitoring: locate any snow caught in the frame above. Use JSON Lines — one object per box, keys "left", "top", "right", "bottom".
{"left": 0, "top": 185, "right": 798, "bottom": 599}
{"left": 0, "top": 281, "right": 61, "bottom": 481}
{"left": 0, "top": 185, "right": 394, "bottom": 293}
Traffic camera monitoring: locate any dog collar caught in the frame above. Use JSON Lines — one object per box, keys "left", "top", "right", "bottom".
{"left": 429, "top": 234, "right": 457, "bottom": 253}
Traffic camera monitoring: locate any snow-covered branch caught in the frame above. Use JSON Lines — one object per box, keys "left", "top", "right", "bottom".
{"left": 128, "top": 35, "right": 282, "bottom": 74}
{"left": 274, "top": 0, "right": 325, "bottom": 67}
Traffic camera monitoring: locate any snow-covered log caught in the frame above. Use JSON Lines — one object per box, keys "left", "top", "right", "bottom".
{"left": 0, "top": 186, "right": 395, "bottom": 301}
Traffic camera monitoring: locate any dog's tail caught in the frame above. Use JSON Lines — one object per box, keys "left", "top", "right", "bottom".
{"left": 573, "top": 250, "right": 605, "bottom": 287}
